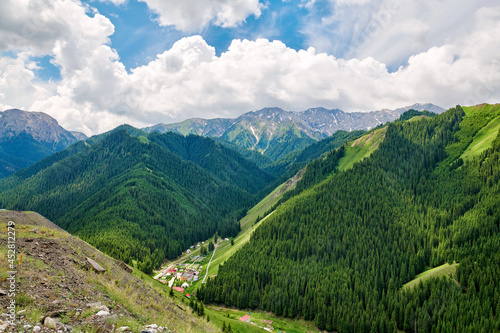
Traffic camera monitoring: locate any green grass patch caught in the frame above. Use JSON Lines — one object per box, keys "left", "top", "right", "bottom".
{"left": 402, "top": 263, "right": 459, "bottom": 290}
{"left": 240, "top": 182, "right": 288, "bottom": 231}
{"left": 205, "top": 306, "right": 320, "bottom": 333}
{"left": 461, "top": 114, "right": 500, "bottom": 161}
{"left": 338, "top": 127, "right": 387, "bottom": 171}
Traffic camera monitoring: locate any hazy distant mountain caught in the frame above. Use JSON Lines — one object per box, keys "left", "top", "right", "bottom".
{"left": 0, "top": 109, "right": 87, "bottom": 177}
{"left": 143, "top": 103, "right": 444, "bottom": 161}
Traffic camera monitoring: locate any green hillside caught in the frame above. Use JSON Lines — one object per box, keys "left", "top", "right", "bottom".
{"left": 199, "top": 105, "right": 500, "bottom": 333}
{"left": 0, "top": 129, "right": 273, "bottom": 273}
{"left": 265, "top": 130, "right": 364, "bottom": 176}
{"left": 337, "top": 126, "right": 387, "bottom": 171}
{"left": 402, "top": 263, "right": 459, "bottom": 291}
{"left": 0, "top": 210, "right": 217, "bottom": 333}
{"left": 460, "top": 104, "right": 500, "bottom": 161}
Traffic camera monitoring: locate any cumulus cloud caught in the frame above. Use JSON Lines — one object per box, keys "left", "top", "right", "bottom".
{"left": 0, "top": 52, "right": 53, "bottom": 111}
{"left": 138, "top": 0, "right": 263, "bottom": 31}
{"left": 0, "top": 0, "right": 499, "bottom": 135}
{"left": 303, "top": 0, "right": 498, "bottom": 68}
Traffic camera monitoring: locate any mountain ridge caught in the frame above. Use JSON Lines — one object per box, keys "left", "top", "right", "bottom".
{"left": 143, "top": 103, "right": 444, "bottom": 162}
{"left": 0, "top": 109, "right": 87, "bottom": 178}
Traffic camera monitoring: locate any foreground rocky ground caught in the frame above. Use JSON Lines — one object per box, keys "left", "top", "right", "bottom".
{"left": 0, "top": 211, "right": 216, "bottom": 333}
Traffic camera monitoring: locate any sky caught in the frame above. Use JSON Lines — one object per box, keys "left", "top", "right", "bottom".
{"left": 0, "top": 0, "right": 499, "bottom": 135}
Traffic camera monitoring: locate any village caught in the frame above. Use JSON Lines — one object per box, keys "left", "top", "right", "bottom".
{"left": 152, "top": 236, "right": 291, "bottom": 332}
{"left": 153, "top": 236, "right": 231, "bottom": 296}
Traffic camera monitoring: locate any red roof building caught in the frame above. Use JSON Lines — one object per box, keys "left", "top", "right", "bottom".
{"left": 172, "top": 287, "right": 184, "bottom": 293}
{"left": 239, "top": 315, "right": 251, "bottom": 322}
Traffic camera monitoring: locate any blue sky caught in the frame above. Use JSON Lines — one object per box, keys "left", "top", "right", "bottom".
{"left": 33, "top": 0, "right": 318, "bottom": 77}
{"left": 0, "top": 0, "right": 499, "bottom": 134}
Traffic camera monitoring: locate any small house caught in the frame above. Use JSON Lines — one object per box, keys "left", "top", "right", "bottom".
{"left": 181, "top": 282, "right": 189, "bottom": 289}
{"left": 172, "top": 287, "right": 184, "bottom": 293}
{"left": 239, "top": 315, "right": 251, "bottom": 322}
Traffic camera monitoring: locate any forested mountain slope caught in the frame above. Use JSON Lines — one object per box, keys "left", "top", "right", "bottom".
{"left": 199, "top": 104, "right": 500, "bottom": 333}
{"left": 0, "top": 129, "right": 273, "bottom": 273}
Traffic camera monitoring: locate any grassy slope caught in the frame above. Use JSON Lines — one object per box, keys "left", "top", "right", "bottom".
{"left": 197, "top": 168, "right": 305, "bottom": 281}
{"left": 0, "top": 210, "right": 217, "bottom": 333}
{"left": 460, "top": 105, "right": 500, "bottom": 160}
{"left": 337, "top": 127, "right": 388, "bottom": 171}
{"left": 402, "top": 263, "right": 459, "bottom": 291}
{"left": 240, "top": 182, "right": 286, "bottom": 232}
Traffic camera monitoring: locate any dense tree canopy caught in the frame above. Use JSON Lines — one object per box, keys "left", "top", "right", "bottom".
{"left": 199, "top": 106, "right": 500, "bottom": 332}
{"left": 0, "top": 130, "right": 273, "bottom": 272}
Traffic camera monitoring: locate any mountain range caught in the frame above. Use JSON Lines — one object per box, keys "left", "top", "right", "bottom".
{"left": 0, "top": 103, "right": 499, "bottom": 333}
{"left": 143, "top": 103, "right": 444, "bottom": 162}
{"left": 0, "top": 109, "right": 87, "bottom": 177}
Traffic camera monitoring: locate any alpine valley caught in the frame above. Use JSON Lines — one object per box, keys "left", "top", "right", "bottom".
{"left": 0, "top": 103, "right": 500, "bottom": 333}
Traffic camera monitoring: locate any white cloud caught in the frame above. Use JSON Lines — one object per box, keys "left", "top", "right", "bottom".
{"left": 1, "top": 0, "right": 500, "bottom": 136}
{"left": 138, "top": 0, "right": 263, "bottom": 31}
{"left": 303, "top": 0, "right": 498, "bottom": 68}
{"left": 0, "top": 52, "right": 53, "bottom": 111}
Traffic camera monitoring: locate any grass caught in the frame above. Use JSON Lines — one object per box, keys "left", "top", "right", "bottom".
{"left": 338, "top": 127, "right": 387, "bottom": 171}
{"left": 460, "top": 113, "right": 500, "bottom": 161}
{"left": 240, "top": 183, "right": 287, "bottom": 232}
{"left": 204, "top": 306, "right": 320, "bottom": 333}
{"left": 402, "top": 263, "right": 459, "bottom": 290}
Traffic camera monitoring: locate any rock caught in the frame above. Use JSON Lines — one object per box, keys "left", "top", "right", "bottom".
{"left": 44, "top": 316, "right": 58, "bottom": 329}
{"left": 141, "top": 330, "right": 157, "bottom": 333}
{"left": 17, "top": 309, "right": 26, "bottom": 316}
{"left": 30, "top": 227, "right": 40, "bottom": 234}
{"left": 98, "top": 305, "right": 109, "bottom": 312}
{"left": 86, "top": 301, "right": 102, "bottom": 309}
{"left": 146, "top": 324, "right": 159, "bottom": 329}
{"left": 95, "top": 310, "right": 110, "bottom": 316}
{"left": 86, "top": 257, "right": 106, "bottom": 273}
{"left": 0, "top": 289, "right": 6, "bottom": 296}
{"left": 33, "top": 326, "right": 42, "bottom": 333}
{"left": 24, "top": 324, "right": 32, "bottom": 330}
{"left": 117, "top": 327, "right": 131, "bottom": 332}
{"left": 119, "top": 261, "right": 133, "bottom": 273}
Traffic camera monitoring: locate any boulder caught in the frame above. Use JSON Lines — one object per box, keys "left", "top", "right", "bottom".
{"left": 33, "top": 326, "right": 41, "bottom": 333}
{"left": 86, "top": 257, "right": 106, "bottom": 273}
{"left": 119, "top": 261, "right": 133, "bottom": 273}
{"left": 96, "top": 310, "right": 110, "bottom": 316}
{"left": 44, "top": 316, "right": 57, "bottom": 329}
{"left": 98, "top": 305, "right": 109, "bottom": 312}
{"left": 117, "top": 327, "right": 131, "bottom": 332}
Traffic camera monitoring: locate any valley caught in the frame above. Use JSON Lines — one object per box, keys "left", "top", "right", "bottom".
{"left": 1, "top": 103, "right": 500, "bottom": 333}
